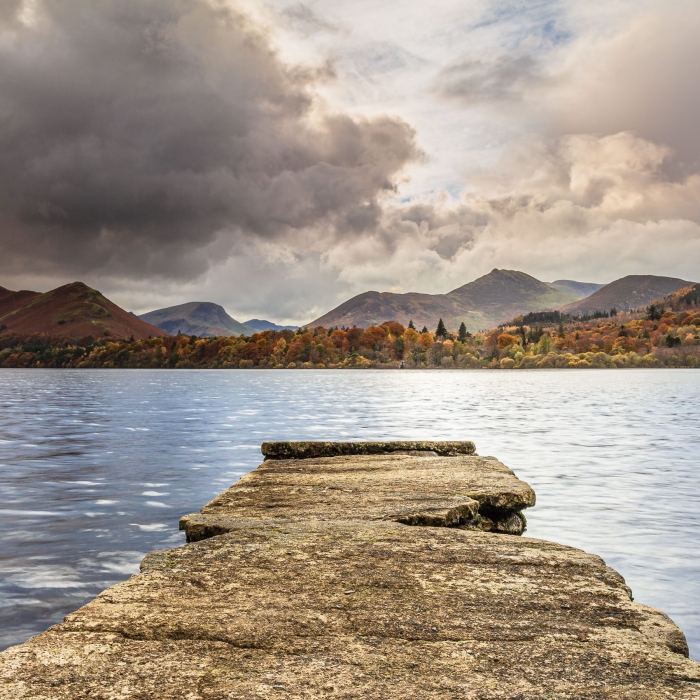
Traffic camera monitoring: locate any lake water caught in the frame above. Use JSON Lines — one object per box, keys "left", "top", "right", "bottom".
{"left": 0, "top": 369, "right": 699, "bottom": 660}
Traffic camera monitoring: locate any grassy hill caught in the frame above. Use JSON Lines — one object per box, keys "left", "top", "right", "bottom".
{"left": 0, "top": 282, "right": 167, "bottom": 340}
{"left": 0, "top": 287, "right": 40, "bottom": 318}
{"left": 140, "top": 302, "right": 256, "bottom": 337}
{"left": 307, "top": 269, "right": 578, "bottom": 332}
{"left": 560, "top": 275, "right": 694, "bottom": 315}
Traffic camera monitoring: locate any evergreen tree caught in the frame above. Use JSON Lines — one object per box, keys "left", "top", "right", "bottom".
{"left": 458, "top": 322, "right": 467, "bottom": 342}
{"left": 435, "top": 318, "right": 447, "bottom": 338}
{"left": 646, "top": 304, "right": 663, "bottom": 321}
{"left": 408, "top": 319, "right": 416, "bottom": 330}
{"left": 420, "top": 326, "right": 429, "bottom": 334}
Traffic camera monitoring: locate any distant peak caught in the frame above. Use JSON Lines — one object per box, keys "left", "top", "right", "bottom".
{"left": 55, "top": 281, "right": 93, "bottom": 294}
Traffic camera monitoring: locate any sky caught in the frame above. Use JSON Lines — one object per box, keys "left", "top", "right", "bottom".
{"left": 1, "top": 0, "right": 699, "bottom": 324}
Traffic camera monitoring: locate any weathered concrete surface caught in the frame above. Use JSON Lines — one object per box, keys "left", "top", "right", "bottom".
{"left": 261, "top": 440, "right": 476, "bottom": 460}
{"left": 2, "top": 442, "right": 699, "bottom": 699}
{"left": 180, "top": 454, "right": 534, "bottom": 541}
{"left": 2, "top": 521, "right": 699, "bottom": 699}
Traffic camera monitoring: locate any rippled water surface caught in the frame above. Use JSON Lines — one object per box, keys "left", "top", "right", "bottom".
{"left": 1, "top": 369, "right": 699, "bottom": 658}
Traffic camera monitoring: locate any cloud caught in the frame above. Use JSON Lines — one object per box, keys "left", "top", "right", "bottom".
{"left": 2, "top": 0, "right": 700, "bottom": 322}
{"left": 0, "top": 0, "right": 418, "bottom": 281}
{"left": 551, "top": 3, "right": 700, "bottom": 172}
{"left": 279, "top": 3, "right": 339, "bottom": 36}
{"left": 316, "top": 130, "right": 700, "bottom": 303}
{"left": 436, "top": 54, "right": 550, "bottom": 104}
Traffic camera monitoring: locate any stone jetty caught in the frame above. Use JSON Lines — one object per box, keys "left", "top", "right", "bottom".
{"left": 1, "top": 442, "right": 699, "bottom": 699}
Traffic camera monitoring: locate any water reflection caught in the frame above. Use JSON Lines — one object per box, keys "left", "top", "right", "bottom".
{"left": 0, "top": 368, "right": 698, "bottom": 659}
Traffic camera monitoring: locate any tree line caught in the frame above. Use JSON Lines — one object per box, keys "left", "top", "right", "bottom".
{"left": 1, "top": 305, "right": 699, "bottom": 369}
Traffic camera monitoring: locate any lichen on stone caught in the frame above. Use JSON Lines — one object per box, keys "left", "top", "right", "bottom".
{"left": 261, "top": 440, "right": 476, "bottom": 459}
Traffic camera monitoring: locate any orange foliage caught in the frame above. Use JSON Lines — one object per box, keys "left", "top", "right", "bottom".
{"left": 497, "top": 333, "right": 518, "bottom": 349}
{"left": 418, "top": 332, "right": 434, "bottom": 350}
{"left": 382, "top": 321, "right": 405, "bottom": 336}
{"left": 329, "top": 329, "right": 347, "bottom": 349}
{"left": 362, "top": 325, "right": 388, "bottom": 350}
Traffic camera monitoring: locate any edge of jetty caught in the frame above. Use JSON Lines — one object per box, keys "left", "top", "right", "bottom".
{"left": 1, "top": 441, "right": 699, "bottom": 699}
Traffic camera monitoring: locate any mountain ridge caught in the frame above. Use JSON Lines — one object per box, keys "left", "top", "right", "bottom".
{"left": 560, "top": 275, "right": 694, "bottom": 315}
{"left": 0, "top": 286, "right": 41, "bottom": 318}
{"left": 244, "top": 319, "right": 298, "bottom": 332}
{"left": 0, "top": 282, "right": 167, "bottom": 340}
{"left": 548, "top": 280, "right": 604, "bottom": 298}
{"left": 140, "top": 302, "right": 256, "bottom": 337}
{"left": 307, "top": 269, "right": 580, "bottom": 331}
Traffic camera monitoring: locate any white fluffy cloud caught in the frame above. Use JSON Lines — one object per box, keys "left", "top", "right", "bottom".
{"left": 319, "top": 131, "right": 700, "bottom": 306}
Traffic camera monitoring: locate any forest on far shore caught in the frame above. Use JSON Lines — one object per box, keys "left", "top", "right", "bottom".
{"left": 1, "top": 299, "right": 700, "bottom": 369}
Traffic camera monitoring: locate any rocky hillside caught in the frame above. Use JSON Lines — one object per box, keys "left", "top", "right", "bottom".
{"left": 140, "top": 302, "right": 256, "bottom": 337}
{"left": 307, "top": 269, "right": 578, "bottom": 332}
{"left": 560, "top": 275, "right": 694, "bottom": 315}
{"left": 0, "top": 282, "right": 167, "bottom": 340}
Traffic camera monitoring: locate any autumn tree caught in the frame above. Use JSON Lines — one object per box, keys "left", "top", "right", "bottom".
{"left": 536, "top": 333, "right": 553, "bottom": 354}
{"left": 345, "top": 326, "right": 364, "bottom": 351}
{"left": 383, "top": 321, "right": 405, "bottom": 336}
{"left": 362, "top": 325, "right": 388, "bottom": 352}
{"left": 483, "top": 329, "right": 500, "bottom": 357}
{"left": 497, "top": 334, "right": 518, "bottom": 349}
{"left": 403, "top": 327, "right": 419, "bottom": 344}
{"left": 419, "top": 332, "right": 434, "bottom": 350}
{"left": 271, "top": 338, "right": 287, "bottom": 364}
{"left": 329, "top": 329, "right": 347, "bottom": 350}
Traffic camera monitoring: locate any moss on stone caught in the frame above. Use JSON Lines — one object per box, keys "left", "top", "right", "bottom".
{"left": 261, "top": 440, "right": 476, "bottom": 459}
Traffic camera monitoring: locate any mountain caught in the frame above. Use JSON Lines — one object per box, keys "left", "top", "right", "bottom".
{"left": 140, "top": 302, "right": 256, "bottom": 337}
{"left": 307, "top": 269, "right": 578, "bottom": 332}
{"left": 244, "top": 319, "right": 298, "bottom": 332}
{"left": 0, "top": 282, "right": 167, "bottom": 339}
{"left": 560, "top": 275, "right": 695, "bottom": 315}
{"left": 0, "top": 286, "right": 40, "bottom": 318}
{"left": 548, "top": 280, "right": 604, "bottom": 299}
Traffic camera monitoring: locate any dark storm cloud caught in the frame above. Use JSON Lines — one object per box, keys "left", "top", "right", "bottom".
{"left": 0, "top": 0, "right": 418, "bottom": 279}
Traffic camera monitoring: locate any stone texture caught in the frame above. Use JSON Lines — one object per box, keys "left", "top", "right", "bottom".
{"left": 2, "top": 442, "right": 699, "bottom": 699}
{"left": 180, "top": 454, "right": 534, "bottom": 542}
{"left": 261, "top": 440, "right": 476, "bottom": 460}
{"left": 1, "top": 521, "right": 699, "bottom": 698}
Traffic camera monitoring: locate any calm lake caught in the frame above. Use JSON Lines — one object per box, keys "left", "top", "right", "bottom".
{"left": 1, "top": 369, "right": 699, "bottom": 659}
